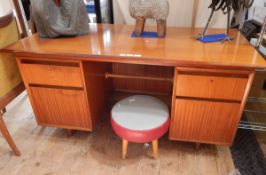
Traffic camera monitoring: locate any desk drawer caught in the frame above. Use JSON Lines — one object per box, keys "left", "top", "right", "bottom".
{"left": 175, "top": 69, "right": 249, "bottom": 101}
{"left": 19, "top": 61, "right": 83, "bottom": 87}
{"left": 30, "top": 86, "right": 91, "bottom": 130}
{"left": 170, "top": 98, "right": 241, "bottom": 144}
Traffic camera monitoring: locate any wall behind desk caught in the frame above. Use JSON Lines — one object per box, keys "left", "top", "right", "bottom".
{"left": 113, "top": 0, "right": 228, "bottom": 28}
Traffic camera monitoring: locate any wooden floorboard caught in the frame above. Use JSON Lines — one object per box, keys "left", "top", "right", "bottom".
{"left": 0, "top": 92, "right": 235, "bottom": 175}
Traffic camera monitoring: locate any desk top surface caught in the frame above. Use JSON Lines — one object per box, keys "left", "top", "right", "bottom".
{"left": 5, "top": 24, "right": 266, "bottom": 69}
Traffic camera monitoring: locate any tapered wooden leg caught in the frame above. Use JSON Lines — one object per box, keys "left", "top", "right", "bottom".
{"left": 122, "top": 139, "right": 128, "bottom": 159}
{"left": 67, "top": 129, "right": 73, "bottom": 136}
{"left": 135, "top": 17, "right": 145, "bottom": 36}
{"left": 195, "top": 143, "right": 201, "bottom": 150}
{"left": 141, "top": 19, "right": 146, "bottom": 33}
{"left": 157, "top": 19, "right": 166, "bottom": 37}
{"left": 0, "top": 113, "right": 21, "bottom": 156}
{"left": 152, "top": 139, "right": 158, "bottom": 160}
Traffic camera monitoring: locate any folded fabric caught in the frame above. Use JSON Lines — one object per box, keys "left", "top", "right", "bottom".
{"left": 131, "top": 32, "right": 159, "bottom": 38}
{"left": 197, "top": 33, "right": 230, "bottom": 43}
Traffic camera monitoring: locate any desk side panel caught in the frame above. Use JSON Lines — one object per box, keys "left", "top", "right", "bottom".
{"left": 81, "top": 61, "right": 112, "bottom": 129}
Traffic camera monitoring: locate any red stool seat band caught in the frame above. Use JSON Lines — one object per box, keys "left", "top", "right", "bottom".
{"left": 111, "top": 115, "right": 170, "bottom": 143}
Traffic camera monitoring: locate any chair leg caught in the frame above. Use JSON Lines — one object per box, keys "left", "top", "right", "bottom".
{"left": 152, "top": 139, "right": 158, "bottom": 160}
{"left": 0, "top": 113, "right": 21, "bottom": 156}
{"left": 122, "top": 139, "right": 128, "bottom": 159}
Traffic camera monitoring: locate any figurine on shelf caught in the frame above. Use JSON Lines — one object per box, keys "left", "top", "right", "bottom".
{"left": 31, "top": 0, "right": 89, "bottom": 38}
{"left": 129, "top": 0, "right": 169, "bottom": 37}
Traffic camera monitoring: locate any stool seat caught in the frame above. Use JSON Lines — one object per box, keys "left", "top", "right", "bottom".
{"left": 111, "top": 95, "right": 170, "bottom": 143}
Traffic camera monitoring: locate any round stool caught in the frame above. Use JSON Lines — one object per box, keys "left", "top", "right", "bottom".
{"left": 111, "top": 95, "right": 169, "bottom": 159}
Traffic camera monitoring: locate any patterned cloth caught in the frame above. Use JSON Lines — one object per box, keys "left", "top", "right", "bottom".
{"left": 31, "top": 0, "right": 90, "bottom": 38}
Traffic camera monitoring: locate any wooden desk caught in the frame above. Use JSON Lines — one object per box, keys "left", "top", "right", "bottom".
{"left": 4, "top": 24, "right": 266, "bottom": 145}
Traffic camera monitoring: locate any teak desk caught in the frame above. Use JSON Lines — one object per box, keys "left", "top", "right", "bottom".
{"left": 4, "top": 24, "right": 266, "bottom": 146}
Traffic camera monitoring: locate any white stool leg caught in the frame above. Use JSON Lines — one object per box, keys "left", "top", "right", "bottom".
{"left": 152, "top": 139, "right": 158, "bottom": 160}
{"left": 122, "top": 139, "right": 128, "bottom": 159}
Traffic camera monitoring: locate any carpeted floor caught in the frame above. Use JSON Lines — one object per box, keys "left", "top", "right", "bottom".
{"left": 231, "top": 129, "right": 266, "bottom": 175}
